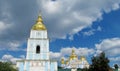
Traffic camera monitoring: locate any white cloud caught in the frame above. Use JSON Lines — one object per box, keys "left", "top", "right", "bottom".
{"left": 42, "top": 0, "right": 61, "bottom": 14}
{"left": 95, "top": 38, "right": 120, "bottom": 56}
{"left": 1, "top": 54, "right": 25, "bottom": 64}
{"left": 109, "top": 57, "right": 120, "bottom": 66}
{"left": 82, "top": 26, "right": 102, "bottom": 36}
{"left": 0, "top": 0, "right": 36, "bottom": 51}
{"left": 50, "top": 52, "right": 61, "bottom": 60}
{"left": 83, "top": 29, "right": 95, "bottom": 36}
{"left": 2, "top": 54, "right": 13, "bottom": 60}
{"left": 112, "top": 3, "right": 120, "bottom": 10}
{"left": 91, "top": 37, "right": 120, "bottom": 65}
{"left": 77, "top": 48, "right": 95, "bottom": 56}
{"left": 97, "top": 26, "right": 102, "bottom": 31}
{"left": 0, "top": 41, "right": 26, "bottom": 51}
{"left": 19, "top": 55, "right": 25, "bottom": 59}
{"left": 8, "top": 42, "right": 20, "bottom": 50}
{"left": 37, "top": 0, "right": 120, "bottom": 39}
{"left": 1, "top": 54, "right": 19, "bottom": 64}
{"left": 50, "top": 47, "right": 95, "bottom": 60}
{"left": 0, "top": 21, "right": 12, "bottom": 33}
{"left": 109, "top": 57, "right": 120, "bottom": 62}
{"left": 68, "top": 35, "right": 74, "bottom": 40}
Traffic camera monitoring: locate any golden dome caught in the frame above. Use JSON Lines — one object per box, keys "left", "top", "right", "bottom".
{"left": 61, "top": 58, "right": 65, "bottom": 64}
{"left": 32, "top": 15, "right": 46, "bottom": 30}
{"left": 66, "top": 60, "right": 69, "bottom": 64}
{"left": 69, "top": 49, "right": 78, "bottom": 60}
{"left": 69, "top": 56, "right": 73, "bottom": 60}
{"left": 80, "top": 56, "right": 86, "bottom": 61}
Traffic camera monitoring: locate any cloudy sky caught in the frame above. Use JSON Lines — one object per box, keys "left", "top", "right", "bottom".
{"left": 0, "top": 0, "right": 120, "bottom": 67}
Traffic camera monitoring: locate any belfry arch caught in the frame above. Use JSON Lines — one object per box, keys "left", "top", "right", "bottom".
{"left": 36, "top": 45, "right": 40, "bottom": 53}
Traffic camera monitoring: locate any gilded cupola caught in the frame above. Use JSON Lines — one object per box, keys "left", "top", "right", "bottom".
{"left": 61, "top": 58, "right": 65, "bottom": 64}
{"left": 66, "top": 60, "right": 69, "bottom": 65}
{"left": 69, "top": 49, "right": 78, "bottom": 60}
{"left": 32, "top": 15, "right": 46, "bottom": 30}
{"left": 80, "top": 56, "right": 86, "bottom": 61}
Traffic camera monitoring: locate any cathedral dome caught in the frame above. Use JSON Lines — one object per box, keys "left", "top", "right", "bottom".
{"left": 61, "top": 58, "right": 65, "bottom": 64}
{"left": 32, "top": 15, "right": 46, "bottom": 30}
{"left": 80, "top": 56, "right": 86, "bottom": 61}
{"left": 69, "top": 49, "right": 78, "bottom": 60}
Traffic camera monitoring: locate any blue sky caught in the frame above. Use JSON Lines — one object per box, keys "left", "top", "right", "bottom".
{"left": 0, "top": 0, "right": 120, "bottom": 67}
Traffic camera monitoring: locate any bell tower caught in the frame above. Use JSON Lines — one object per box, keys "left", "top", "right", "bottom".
{"left": 26, "top": 15, "right": 49, "bottom": 60}
{"left": 16, "top": 14, "right": 57, "bottom": 71}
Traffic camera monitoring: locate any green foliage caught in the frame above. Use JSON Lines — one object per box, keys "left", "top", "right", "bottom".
{"left": 114, "top": 64, "right": 119, "bottom": 71}
{"left": 77, "top": 68, "right": 89, "bottom": 71}
{"left": 82, "top": 68, "right": 89, "bottom": 71}
{"left": 89, "top": 52, "right": 110, "bottom": 71}
{"left": 114, "top": 64, "right": 119, "bottom": 69}
{"left": 58, "top": 66, "right": 62, "bottom": 69}
{"left": 58, "top": 68, "right": 71, "bottom": 71}
{"left": 0, "top": 62, "right": 17, "bottom": 71}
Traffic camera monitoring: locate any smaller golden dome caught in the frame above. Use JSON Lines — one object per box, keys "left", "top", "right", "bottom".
{"left": 69, "top": 49, "right": 78, "bottom": 60}
{"left": 69, "top": 57, "right": 73, "bottom": 61}
{"left": 61, "top": 58, "right": 65, "bottom": 64}
{"left": 32, "top": 15, "right": 46, "bottom": 30}
{"left": 66, "top": 60, "right": 69, "bottom": 64}
{"left": 80, "top": 56, "right": 86, "bottom": 61}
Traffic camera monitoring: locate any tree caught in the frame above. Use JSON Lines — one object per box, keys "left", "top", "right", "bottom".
{"left": 0, "top": 62, "right": 17, "bottom": 71}
{"left": 82, "top": 68, "right": 89, "bottom": 71}
{"left": 89, "top": 52, "right": 110, "bottom": 71}
{"left": 114, "top": 64, "right": 119, "bottom": 71}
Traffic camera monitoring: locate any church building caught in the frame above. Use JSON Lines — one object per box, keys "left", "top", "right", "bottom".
{"left": 16, "top": 15, "right": 57, "bottom": 71}
{"left": 61, "top": 49, "right": 89, "bottom": 69}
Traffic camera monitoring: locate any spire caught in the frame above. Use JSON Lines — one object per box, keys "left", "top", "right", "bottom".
{"left": 36, "top": 15, "right": 43, "bottom": 22}
{"left": 38, "top": 11, "right": 42, "bottom": 16}
{"left": 72, "top": 49, "right": 75, "bottom": 54}
{"left": 61, "top": 57, "right": 65, "bottom": 64}
{"left": 36, "top": 11, "right": 43, "bottom": 22}
{"left": 80, "top": 56, "right": 86, "bottom": 61}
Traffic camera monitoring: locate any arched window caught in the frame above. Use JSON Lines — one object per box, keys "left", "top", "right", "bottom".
{"left": 36, "top": 45, "right": 40, "bottom": 53}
